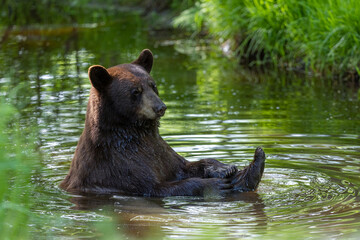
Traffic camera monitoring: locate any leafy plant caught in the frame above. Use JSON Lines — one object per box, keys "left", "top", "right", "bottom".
{"left": 0, "top": 99, "right": 39, "bottom": 239}
{"left": 174, "top": 0, "right": 360, "bottom": 77}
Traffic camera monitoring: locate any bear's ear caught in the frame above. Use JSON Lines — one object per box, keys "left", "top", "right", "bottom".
{"left": 132, "top": 49, "right": 153, "bottom": 73}
{"left": 88, "top": 65, "right": 112, "bottom": 92}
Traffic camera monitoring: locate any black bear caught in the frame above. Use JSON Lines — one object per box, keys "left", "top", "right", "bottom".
{"left": 60, "top": 49, "right": 266, "bottom": 197}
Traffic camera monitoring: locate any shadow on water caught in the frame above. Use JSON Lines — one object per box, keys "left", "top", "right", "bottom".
{"left": 1, "top": 8, "right": 360, "bottom": 239}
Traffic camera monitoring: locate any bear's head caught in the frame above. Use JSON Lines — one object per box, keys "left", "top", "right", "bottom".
{"left": 87, "top": 49, "right": 167, "bottom": 127}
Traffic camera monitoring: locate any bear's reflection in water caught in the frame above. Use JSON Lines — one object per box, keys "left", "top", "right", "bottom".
{"left": 69, "top": 192, "right": 267, "bottom": 238}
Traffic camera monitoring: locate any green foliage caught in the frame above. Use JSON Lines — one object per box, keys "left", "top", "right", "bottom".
{"left": 174, "top": 0, "right": 360, "bottom": 76}
{"left": 173, "top": 2, "right": 204, "bottom": 32}
{"left": 0, "top": 99, "right": 39, "bottom": 239}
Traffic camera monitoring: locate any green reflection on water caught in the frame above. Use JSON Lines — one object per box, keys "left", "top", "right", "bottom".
{"left": 1, "top": 10, "right": 360, "bottom": 240}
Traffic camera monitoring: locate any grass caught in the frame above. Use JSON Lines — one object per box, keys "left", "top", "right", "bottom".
{"left": 0, "top": 99, "right": 39, "bottom": 239}
{"left": 174, "top": 0, "right": 360, "bottom": 78}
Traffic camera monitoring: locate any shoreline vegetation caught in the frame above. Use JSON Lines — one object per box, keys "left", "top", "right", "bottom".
{"left": 172, "top": 0, "right": 360, "bottom": 80}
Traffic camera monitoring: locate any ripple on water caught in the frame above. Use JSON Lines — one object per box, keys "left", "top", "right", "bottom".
{"left": 37, "top": 112, "right": 360, "bottom": 239}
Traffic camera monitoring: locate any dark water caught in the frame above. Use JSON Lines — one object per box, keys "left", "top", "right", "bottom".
{"left": 1, "top": 12, "right": 360, "bottom": 239}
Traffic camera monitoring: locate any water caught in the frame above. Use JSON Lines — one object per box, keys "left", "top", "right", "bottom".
{"left": 1, "top": 11, "right": 360, "bottom": 239}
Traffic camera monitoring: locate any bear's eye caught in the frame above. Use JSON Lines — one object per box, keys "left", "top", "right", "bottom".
{"left": 151, "top": 83, "right": 159, "bottom": 95}
{"left": 131, "top": 88, "right": 142, "bottom": 97}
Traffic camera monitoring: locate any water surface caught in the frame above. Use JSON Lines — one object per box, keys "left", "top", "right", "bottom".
{"left": 1, "top": 12, "right": 360, "bottom": 239}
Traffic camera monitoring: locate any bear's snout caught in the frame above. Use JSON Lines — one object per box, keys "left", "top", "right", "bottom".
{"left": 138, "top": 92, "right": 167, "bottom": 120}
{"left": 155, "top": 103, "right": 167, "bottom": 117}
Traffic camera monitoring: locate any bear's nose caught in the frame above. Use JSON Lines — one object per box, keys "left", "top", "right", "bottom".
{"left": 155, "top": 104, "right": 167, "bottom": 117}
